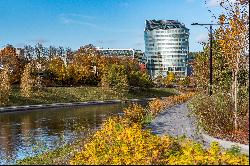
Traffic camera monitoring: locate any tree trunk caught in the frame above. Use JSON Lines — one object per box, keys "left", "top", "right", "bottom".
{"left": 232, "top": 54, "right": 240, "bottom": 130}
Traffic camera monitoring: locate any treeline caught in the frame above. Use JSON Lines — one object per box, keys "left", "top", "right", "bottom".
{"left": 0, "top": 44, "right": 153, "bottom": 88}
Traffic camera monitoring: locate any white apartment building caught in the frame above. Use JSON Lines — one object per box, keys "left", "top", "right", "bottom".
{"left": 144, "top": 20, "right": 189, "bottom": 78}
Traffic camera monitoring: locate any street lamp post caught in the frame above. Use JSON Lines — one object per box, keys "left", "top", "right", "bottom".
{"left": 191, "top": 22, "right": 228, "bottom": 96}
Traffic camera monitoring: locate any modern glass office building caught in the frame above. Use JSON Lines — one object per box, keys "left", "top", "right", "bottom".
{"left": 144, "top": 20, "right": 189, "bottom": 78}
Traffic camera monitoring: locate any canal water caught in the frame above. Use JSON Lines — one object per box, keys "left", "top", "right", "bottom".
{"left": 0, "top": 102, "right": 146, "bottom": 165}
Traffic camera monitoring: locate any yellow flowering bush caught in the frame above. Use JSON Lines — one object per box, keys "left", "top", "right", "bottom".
{"left": 148, "top": 92, "right": 196, "bottom": 117}
{"left": 148, "top": 98, "right": 165, "bottom": 116}
{"left": 70, "top": 118, "right": 179, "bottom": 165}
{"left": 123, "top": 103, "right": 146, "bottom": 124}
{"left": 70, "top": 118, "right": 249, "bottom": 165}
{"left": 167, "top": 141, "right": 249, "bottom": 165}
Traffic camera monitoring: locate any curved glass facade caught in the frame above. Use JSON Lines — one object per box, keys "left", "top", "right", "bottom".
{"left": 144, "top": 20, "right": 189, "bottom": 78}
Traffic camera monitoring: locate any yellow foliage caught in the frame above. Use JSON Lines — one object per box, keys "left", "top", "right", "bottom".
{"left": 148, "top": 92, "right": 196, "bottom": 117}
{"left": 70, "top": 92, "right": 248, "bottom": 165}
{"left": 70, "top": 118, "right": 249, "bottom": 165}
{"left": 70, "top": 118, "right": 177, "bottom": 165}
{"left": 148, "top": 99, "right": 165, "bottom": 116}
{"left": 123, "top": 103, "right": 146, "bottom": 124}
{"left": 21, "top": 63, "right": 34, "bottom": 98}
{"left": 0, "top": 66, "right": 11, "bottom": 105}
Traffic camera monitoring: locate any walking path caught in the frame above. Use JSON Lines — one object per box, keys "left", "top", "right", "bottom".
{"left": 148, "top": 102, "right": 208, "bottom": 146}
{"left": 148, "top": 102, "right": 249, "bottom": 155}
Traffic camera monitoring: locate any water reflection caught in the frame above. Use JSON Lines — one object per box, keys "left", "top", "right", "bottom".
{"left": 0, "top": 103, "right": 130, "bottom": 165}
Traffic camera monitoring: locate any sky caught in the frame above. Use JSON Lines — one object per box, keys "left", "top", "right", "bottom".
{"left": 0, "top": 0, "right": 226, "bottom": 52}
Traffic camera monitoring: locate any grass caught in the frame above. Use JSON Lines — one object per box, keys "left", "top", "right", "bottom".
{"left": 3, "top": 86, "right": 177, "bottom": 107}
{"left": 16, "top": 137, "right": 86, "bottom": 165}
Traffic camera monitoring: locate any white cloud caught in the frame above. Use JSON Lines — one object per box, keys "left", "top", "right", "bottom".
{"left": 196, "top": 33, "right": 209, "bottom": 43}
{"left": 59, "top": 13, "right": 98, "bottom": 28}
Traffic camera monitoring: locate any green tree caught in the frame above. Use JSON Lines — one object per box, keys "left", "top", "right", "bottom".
{"left": 107, "top": 64, "right": 129, "bottom": 93}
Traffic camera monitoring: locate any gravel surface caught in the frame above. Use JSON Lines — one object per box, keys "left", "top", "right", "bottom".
{"left": 147, "top": 102, "right": 208, "bottom": 146}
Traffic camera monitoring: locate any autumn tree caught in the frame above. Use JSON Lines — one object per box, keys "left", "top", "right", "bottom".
{"left": 0, "top": 45, "right": 22, "bottom": 84}
{"left": 165, "top": 72, "right": 175, "bottom": 86}
{"left": 67, "top": 44, "right": 102, "bottom": 85}
{"left": 0, "top": 65, "right": 11, "bottom": 105}
{"left": 20, "top": 63, "right": 34, "bottom": 98}
{"left": 217, "top": 0, "right": 249, "bottom": 129}
{"left": 191, "top": 40, "right": 232, "bottom": 93}
{"left": 48, "top": 57, "right": 67, "bottom": 85}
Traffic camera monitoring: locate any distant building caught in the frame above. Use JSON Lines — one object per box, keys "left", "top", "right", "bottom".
{"left": 186, "top": 52, "right": 197, "bottom": 76}
{"left": 134, "top": 49, "right": 147, "bottom": 64}
{"left": 144, "top": 20, "right": 189, "bottom": 78}
{"left": 96, "top": 47, "right": 146, "bottom": 64}
{"left": 96, "top": 48, "right": 135, "bottom": 57}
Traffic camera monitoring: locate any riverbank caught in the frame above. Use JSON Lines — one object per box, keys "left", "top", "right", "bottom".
{"left": 0, "top": 97, "right": 160, "bottom": 113}
{"left": 16, "top": 93, "right": 249, "bottom": 165}
{"left": 3, "top": 86, "right": 177, "bottom": 107}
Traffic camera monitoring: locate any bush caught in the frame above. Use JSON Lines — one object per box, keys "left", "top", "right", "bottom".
{"left": 165, "top": 72, "right": 175, "bottom": 87}
{"left": 148, "top": 92, "right": 196, "bottom": 117}
{"left": 0, "top": 66, "right": 11, "bottom": 105}
{"left": 128, "top": 71, "right": 153, "bottom": 88}
{"left": 188, "top": 93, "right": 234, "bottom": 136}
{"left": 70, "top": 118, "right": 249, "bottom": 165}
{"left": 70, "top": 118, "right": 180, "bottom": 165}
{"left": 148, "top": 99, "right": 165, "bottom": 116}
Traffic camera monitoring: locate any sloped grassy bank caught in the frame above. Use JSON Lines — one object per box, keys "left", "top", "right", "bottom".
{"left": 5, "top": 86, "right": 176, "bottom": 107}
{"left": 17, "top": 92, "right": 249, "bottom": 165}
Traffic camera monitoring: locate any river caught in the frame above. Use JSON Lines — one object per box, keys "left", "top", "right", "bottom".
{"left": 0, "top": 102, "right": 144, "bottom": 165}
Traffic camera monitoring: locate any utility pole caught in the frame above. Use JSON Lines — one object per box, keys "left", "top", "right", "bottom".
{"left": 191, "top": 22, "right": 228, "bottom": 96}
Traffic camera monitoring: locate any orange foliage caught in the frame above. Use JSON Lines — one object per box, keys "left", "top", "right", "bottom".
{"left": 0, "top": 45, "right": 22, "bottom": 83}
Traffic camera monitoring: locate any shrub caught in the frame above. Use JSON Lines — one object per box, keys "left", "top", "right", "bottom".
{"left": 148, "top": 92, "right": 196, "bottom": 117}
{"left": 165, "top": 72, "right": 175, "bottom": 87}
{"left": 148, "top": 98, "right": 165, "bottom": 116}
{"left": 70, "top": 118, "right": 179, "bottom": 165}
{"left": 167, "top": 141, "right": 249, "bottom": 165}
{"left": 70, "top": 118, "right": 249, "bottom": 165}
{"left": 0, "top": 66, "right": 11, "bottom": 105}
{"left": 123, "top": 103, "right": 147, "bottom": 124}
{"left": 188, "top": 93, "right": 234, "bottom": 136}
{"left": 128, "top": 71, "right": 153, "bottom": 88}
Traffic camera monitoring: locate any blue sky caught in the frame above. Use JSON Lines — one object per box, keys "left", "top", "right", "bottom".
{"left": 0, "top": 0, "right": 224, "bottom": 52}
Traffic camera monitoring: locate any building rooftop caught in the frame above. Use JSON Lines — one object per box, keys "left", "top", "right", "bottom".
{"left": 145, "top": 20, "right": 188, "bottom": 31}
